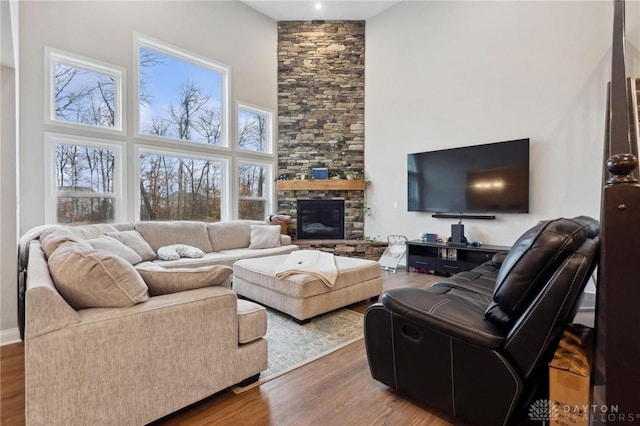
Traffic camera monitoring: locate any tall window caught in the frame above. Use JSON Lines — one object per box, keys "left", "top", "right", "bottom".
{"left": 236, "top": 104, "right": 274, "bottom": 220}
{"left": 45, "top": 134, "right": 124, "bottom": 224}
{"left": 137, "top": 36, "right": 229, "bottom": 146}
{"left": 238, "top": 161, "right": 270, "bottom": 220}
{"left": 46, "top": 47, "right": 124, "bottom": 132}
{"left": 138, "top": 149, "right": 226, "bottom": 222}
{"left": 43, "top": 39, "right": 276, "bottom": 225}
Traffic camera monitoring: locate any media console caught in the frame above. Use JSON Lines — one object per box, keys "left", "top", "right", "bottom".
{"left": 406, "top": 240, "right": 510, "bottom": 275}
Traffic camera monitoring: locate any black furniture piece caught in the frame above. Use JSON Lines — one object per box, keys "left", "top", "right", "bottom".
{"left": 406, "top": 240, "right": 510, "bottom": 275}
{"left": 364, "top": 217, "right": 599, "bottom": 426}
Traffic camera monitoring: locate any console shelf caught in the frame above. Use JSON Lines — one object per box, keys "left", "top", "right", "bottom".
{"left": 406, "top": 240, "right": 510, "bottom": 275}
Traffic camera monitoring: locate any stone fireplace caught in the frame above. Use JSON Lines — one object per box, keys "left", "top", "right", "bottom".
{"left": 297, "top": 199, "right": 345, "bottom": 239}
{"left": 277, "top": 21, "right": 366, "bottom": 241}
{"left": 276, "top": 179, "right": 367, "bottom": 240}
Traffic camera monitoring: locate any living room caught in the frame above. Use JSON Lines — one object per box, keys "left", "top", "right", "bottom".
{"left": 1, "top": 0, "right": 639, "bottom": 424}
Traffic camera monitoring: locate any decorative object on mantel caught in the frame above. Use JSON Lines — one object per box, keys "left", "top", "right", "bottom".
{"left": 312, "top": 167, "right": 329, "bottom": 180}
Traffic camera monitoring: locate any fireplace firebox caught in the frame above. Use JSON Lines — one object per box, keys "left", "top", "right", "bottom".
{"left": 297, "top": 199, "right": 345, "bottom": 240}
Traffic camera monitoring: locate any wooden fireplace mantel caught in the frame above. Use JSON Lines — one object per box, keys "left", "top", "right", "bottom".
{"left": 276, "top": 179, "right": 366, "bottom": 197}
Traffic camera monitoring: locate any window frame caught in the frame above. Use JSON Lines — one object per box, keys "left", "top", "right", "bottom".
{"left": 42, "top": 38, "right": 278, "bottom": 225}
{"left": 44, "top": 132, "right": 126, "bottom": 224}
{"left": 234, "top": 102, "right": 276, "bottom": 219}
{"left": 134, "top": 144, "right": 231, "bottom": 222}
{"left": 134, "top": 34, "right": 231, "bottom": 149}
{"left": 236, "top": 159, "right": 273, "bottom": 221}
{"left": 236, "top": 102, "right": 274, "bottom": 156}
{"left": 44, "top": 47, "right": 125, "bottom": 134}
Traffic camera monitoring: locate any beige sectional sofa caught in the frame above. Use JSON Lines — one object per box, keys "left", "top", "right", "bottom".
{"left": 21, "top": 220, "right": 298, "bottom": 425}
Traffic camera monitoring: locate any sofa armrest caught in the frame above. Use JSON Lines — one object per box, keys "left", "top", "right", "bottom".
{"left": 25, "top": 241, "right": 81, "bottom": 339}
{"left": 491, "top": 251, "right": 507, "bottom": 267}
{"left": 380, "top": 287, "right": 506, "bottom": 349}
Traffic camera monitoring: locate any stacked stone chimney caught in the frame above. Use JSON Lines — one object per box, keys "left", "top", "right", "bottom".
{"left": 277, "top": 21, "right": 366, "bottom": 240}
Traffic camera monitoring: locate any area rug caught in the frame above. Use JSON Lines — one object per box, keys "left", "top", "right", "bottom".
{"left": 232, "top": 308, "right": 364, "bottom": 393}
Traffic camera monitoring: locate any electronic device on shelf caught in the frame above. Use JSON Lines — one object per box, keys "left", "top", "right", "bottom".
{"left": 407, "top": 138, "right": 530, "bottom": 216}
{"left": 448, "top": 222, "right": 466, "bottom": 246}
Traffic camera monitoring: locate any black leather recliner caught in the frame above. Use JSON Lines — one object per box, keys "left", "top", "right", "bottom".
{"left": 364, "top": 217, "right": 599, "bottom": 426}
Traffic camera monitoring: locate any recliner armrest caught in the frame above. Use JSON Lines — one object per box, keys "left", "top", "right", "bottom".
{"left": 381, "top": 287, "right": 507, "bottom": 349}
{"left": 491, "top": 251, "right": 507, "bottom": 267}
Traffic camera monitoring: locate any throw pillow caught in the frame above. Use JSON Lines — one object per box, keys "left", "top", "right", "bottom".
{"left": 48, "top": 241, "right": 149, "bottom": 310}
{"left": 88, "top": 235, "right": 143, "bottom": 265}
{"left": 248, "top": 225, "right": 281, "bottom": 249}
{"left": 106, "top": 230, "right": 157, "bottom": 261}
{"left": 157, "top": 244, "right": 205, "bottom": 261}
{"left": 135, "top": 264, "right": 233, "bottom": 296}
{"left": 40, "top": 230, "right": 82, "bottom": 258}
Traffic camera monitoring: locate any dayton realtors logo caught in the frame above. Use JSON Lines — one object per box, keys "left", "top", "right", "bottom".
{"left": 528, "top": 399, "right": 560, "bottom": 425}
{"left": 528, "top": 399, "right": 640, "bottom": 423}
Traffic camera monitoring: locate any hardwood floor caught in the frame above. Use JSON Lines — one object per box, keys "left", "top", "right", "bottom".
{"left": 0, "top": 343, "right": 24, "bottom": 426}
{"left": 1, "top": 270, "right": 451, "bottom": 426}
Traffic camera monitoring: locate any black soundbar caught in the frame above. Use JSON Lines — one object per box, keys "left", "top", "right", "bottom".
{"left": 432, "top": 213, "right": 496, "bottom": 220}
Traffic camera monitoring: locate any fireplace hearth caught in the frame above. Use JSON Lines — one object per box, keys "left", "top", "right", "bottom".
{"left": 297, "top": 199, "right": 345, "bottom": 240}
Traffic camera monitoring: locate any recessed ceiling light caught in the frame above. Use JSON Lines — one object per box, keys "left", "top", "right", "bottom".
{"left": 315, "top": 2, "right": 322, "bottom": 10}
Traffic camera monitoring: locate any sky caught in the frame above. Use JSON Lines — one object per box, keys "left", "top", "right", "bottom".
{"left": 139, "top": 46, "right": 223, "bottom": 141}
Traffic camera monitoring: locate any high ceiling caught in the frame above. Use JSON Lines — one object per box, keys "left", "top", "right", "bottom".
{"left": 241, "top": 0, "right": 400, "bottom": 21}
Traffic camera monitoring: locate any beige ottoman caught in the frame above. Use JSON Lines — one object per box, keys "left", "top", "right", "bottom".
{"left": 233, "top": 254, "right": 383, "bottom": 322}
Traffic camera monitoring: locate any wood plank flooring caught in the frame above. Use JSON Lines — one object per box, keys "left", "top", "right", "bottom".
{"left": 0, "top": 342, "right": 24, "bottom": 425}
{"left": 1, "top": 270, "right": 453, "bottom": 426}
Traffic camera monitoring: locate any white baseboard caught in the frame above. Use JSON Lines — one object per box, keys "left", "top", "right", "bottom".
{"left": 1, "top": 328, "right": 21, "bottom": 346}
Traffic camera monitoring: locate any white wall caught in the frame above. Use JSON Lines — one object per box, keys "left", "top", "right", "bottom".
{"left": 365, "top": 1, "right": 639, "bottom": 246}
{"left": 1, "top": 0, "right": 19, "bottom": 343}
{"left": 1, "top": 66, "right": 18, "bottom": 342}
{"left": 18, "top": 0, "right": 277, "bottom": 234}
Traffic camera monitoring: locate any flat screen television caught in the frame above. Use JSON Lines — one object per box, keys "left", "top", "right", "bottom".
{"left": 408, "top": 138, "right": 530, "bottom": 214}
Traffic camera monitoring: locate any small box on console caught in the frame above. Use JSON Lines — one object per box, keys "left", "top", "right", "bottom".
{"left": 423, "top": 233, "right": 438, "bottom": 243}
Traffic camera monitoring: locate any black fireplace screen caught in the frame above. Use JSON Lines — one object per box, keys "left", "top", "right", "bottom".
{"left": 296, "top": 199, "right": 345, "bottom": 239}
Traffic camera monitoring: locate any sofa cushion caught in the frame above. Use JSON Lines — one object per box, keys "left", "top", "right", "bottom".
{"left": 88, "top": 235, "right": 143, "bottom": 265}
{"left": 106, "top": 230, "right": 157, "bottom": 262}
{"left": 484, "top": 218, "right": 589, "bottom": 326}
{"left": 249, "top": 225, "right": 281, "bottom": 249}
{"left": 146, "top": 252, "right": 238, "bottom": 269}
{"left": 136, "top": 264, "right": 233, "bottom": 296}
{"left": 208, "top": 221, "right": 253, "bottom": 252}
{"left": 217, "top": 245, "right": 299, "bottom": 260}
{"left": 135, "top": 221, "right": 213, "bottom": 253}
{"left": 157, "top": 244, "right": 205, "bottom": 261}
{"left": 48, "top": 241, "right": 149, "bottom": 310}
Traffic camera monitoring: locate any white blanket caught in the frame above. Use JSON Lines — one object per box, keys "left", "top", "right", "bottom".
{"left": 275, "top": 250, "right": 338, "bottom": 287}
